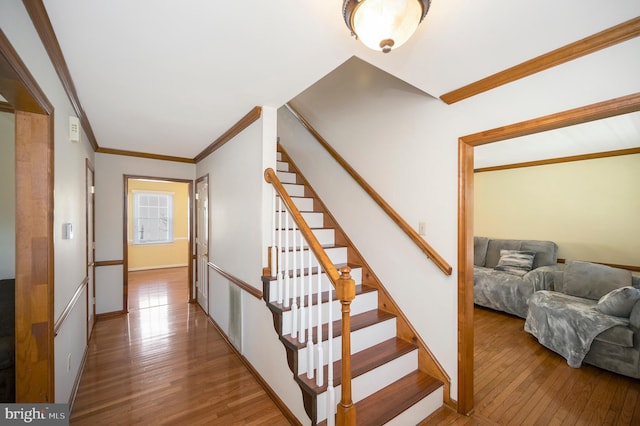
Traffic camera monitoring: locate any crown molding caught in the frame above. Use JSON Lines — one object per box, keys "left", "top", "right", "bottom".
{"left": 0, "top": 27, "right": 52, "bottom": 114}
{"left": 441, "top": 17, "right": 640, "bottom": 105}
{"left": 95, "top": 147, "right": 195, "bottom": 164}
{"left": 193, "top": 106, "right": 262, "bottom": 163}
{"left": 475, "top": 146, "right": 640, "bottom": 173}
{"left": 23, "top": 0, "right": 99, "bottom": 151}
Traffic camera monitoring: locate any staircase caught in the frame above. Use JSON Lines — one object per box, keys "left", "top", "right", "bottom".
{"left": 262, "top": 148, "right": 444, "bottom": 425}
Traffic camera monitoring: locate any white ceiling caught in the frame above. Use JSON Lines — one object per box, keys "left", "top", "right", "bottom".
{"left": 41, "top": 0, "right": 640, "bottom": 159}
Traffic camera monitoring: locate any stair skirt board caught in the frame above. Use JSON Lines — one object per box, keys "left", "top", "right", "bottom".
{"left": 266, "top": 267, "right": 363, "bottom": 303}
{"left": 314, "top": 351, "right": 418, "bottom": 423}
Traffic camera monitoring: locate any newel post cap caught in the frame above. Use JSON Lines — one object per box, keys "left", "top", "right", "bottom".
{"left": 336, "top": 266, "right": 356, "bottom": 302}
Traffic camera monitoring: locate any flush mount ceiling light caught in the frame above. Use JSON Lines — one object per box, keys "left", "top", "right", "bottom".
{"left": 343, "top": 0, "right": 431, "bottom": 53}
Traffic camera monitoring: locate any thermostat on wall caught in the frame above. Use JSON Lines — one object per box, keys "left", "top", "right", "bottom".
{"left": 63, "top": 223, "right": 73, "bottom": 240}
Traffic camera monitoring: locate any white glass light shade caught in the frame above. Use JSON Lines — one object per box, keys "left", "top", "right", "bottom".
{"left": 351, "top": 0, "right": 423, "bottom": 53}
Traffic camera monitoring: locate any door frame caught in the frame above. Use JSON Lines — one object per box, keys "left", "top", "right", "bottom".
{"left": 195, "top": 174, "right": 210, "bottom": 309}
{"left": 86, "top": 159, "right": 96, "bottom": 340}
{"left": 123, "top": 175, "right": 194, "bottom": 311}
{"left": 0, "top": 29, "right": 55, "bottom": 402}
{"left": 456, "top": 92, "right": 640, "bottom": 414}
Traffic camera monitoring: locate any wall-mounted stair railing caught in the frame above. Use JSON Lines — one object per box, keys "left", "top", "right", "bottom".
{"left": 265, "top": 167, "right": 356, "bottom": 426}
{"left": 285, "top": 103, "right": 452, "bottom": 276}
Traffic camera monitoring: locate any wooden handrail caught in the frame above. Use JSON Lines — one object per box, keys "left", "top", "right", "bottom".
{"left": 284, "top": 103, "right": 453, "bottom": 276}
{"left": 264, "top": 168, "right": 340, "bottom": 284}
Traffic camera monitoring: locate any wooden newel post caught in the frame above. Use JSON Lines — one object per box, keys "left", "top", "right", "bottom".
{"left": 336, "top": 266, "right": 356, "bottom": 426}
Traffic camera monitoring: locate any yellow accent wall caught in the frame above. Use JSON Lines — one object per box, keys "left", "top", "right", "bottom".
{"left": 474, "top": 154, "right": 640, "bottom": 267}
{"left": 128, "top": 179, "right": 190, "bottom": 270}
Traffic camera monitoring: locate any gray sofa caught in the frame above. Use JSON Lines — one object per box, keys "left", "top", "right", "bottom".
{"left": 474, "top": 237, "right": 561, "bottom": 318}
{"left": 525, "top": 260, "right": 640, "bottom": 379}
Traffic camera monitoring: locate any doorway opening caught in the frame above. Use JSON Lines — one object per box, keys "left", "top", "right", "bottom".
{"left": 457, "top": 93, "right": 640, "bottom": 414}
{"left": 123, "top": 176, "right": 193, "bottom": 312}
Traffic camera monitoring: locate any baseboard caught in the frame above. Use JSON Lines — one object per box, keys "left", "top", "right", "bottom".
{"left": 68, "top": 344, "right": 89, "bottom": 410}
{"left": 203, "top": 309, "right": 302, "bottom": 426}
{"left": 127, "top": 264, "right": 188, "bottom": 272}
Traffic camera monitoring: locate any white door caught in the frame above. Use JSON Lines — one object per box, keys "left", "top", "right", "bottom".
{"left": 196, "top": 177, "right": 209, "bottom": 313}
{"left": 86, "top": 164, "right": 95, "bottom": 339}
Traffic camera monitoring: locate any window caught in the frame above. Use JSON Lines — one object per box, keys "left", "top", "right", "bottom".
{"left": 133, "top": 192, "right": 173, "bottom": 244}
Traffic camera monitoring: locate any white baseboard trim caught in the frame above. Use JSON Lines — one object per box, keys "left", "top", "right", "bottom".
{"left": 128, "top": 264, "right": 188, "bottom": 272}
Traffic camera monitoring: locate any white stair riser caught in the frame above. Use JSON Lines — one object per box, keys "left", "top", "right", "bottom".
{"left": 281, "top": 183, "right": 305, "bottom": 197}
{"left": 295, "top": 317, "right": 397, "bottom": 375}
{"left": 289, "top": 197, "right": 314, "bottom": 211}
{"left": 277, "top": 171, "right": 297, "bottom": 184}
{"left": 315, "top": 350, "right": 419, "bottom": 422}
{"left": 279, "top": 229, "right": 334, "bottom": 247}
{"left": 281, "top": 290, "right": 378, "bottom": 336}
{"left": 277, "top": 161, "right": 289, "bottom": 172}
{"left": 276, "top": 152, "right": 282, "bottom": 161}
{"left": 384, "top": 386, "right": 443, "bottom": 426}
{"left": 275, "top": 211, "right": 323, "bottom": 228}
{"left": 277, "top": 247, "right": 347, "bottom": 272}
{"left": 267, "top": 267, "right": 363, "bottom": 303}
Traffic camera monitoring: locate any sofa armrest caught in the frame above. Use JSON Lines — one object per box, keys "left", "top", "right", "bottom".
{"left": 630, "top": 299, "right": 640, "bottom": 332}
{"left": 525, "top": 264, "right": 565, "bottom": 292}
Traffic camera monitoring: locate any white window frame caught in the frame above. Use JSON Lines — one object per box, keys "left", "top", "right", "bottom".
{"left": 133, "top": 191, "right": 174, "bottom": 244}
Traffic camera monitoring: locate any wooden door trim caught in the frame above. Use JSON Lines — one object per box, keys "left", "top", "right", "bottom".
{"left": 1, "top": 27, "right": 54, "bottom": 403}
{"left": 123, "top": 175, "right": 194, "bottom": 311}
{"left": 86, "top": 159, "right": 95, "bottom": 340}
{"left": 195, "top": 174, "right": 209, "bottom": 305}
{"left": 456, "top": 92, "right": 640, "bottom": 414}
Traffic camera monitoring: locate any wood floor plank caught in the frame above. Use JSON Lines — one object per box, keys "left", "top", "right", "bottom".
{"left": 70, "top": 267, "right": 289, "bottom": 425}
{"left": 422, "top": 307, "right": 640, "bottom": 425}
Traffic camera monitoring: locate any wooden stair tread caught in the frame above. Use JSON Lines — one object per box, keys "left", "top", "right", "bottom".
{"left": 316, "top": 371, "right": 442, "bottom": 426}
{"left": 281, "top": 309, "right": 395, "bottom": 350}
{"left": 355, "top": 370, "right": 442, "bottom": 425}
{"left": 296, "top": 337, "right": 416, "bottom": 394}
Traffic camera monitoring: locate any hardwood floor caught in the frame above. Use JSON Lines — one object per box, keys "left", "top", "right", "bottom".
{"left": 422, "top": 307, "right": 640, "bottom": 425}
{"left": 70, "top": 267, "right": 289, "bottom": 425}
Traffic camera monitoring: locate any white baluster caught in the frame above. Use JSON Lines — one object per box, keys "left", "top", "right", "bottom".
{"left": 326, "top": 272, "right": 335, "bottom": 426}
{"left": 316, "top": 262, "right": 324, "bottom": 387}
{"left": 291, "top": 220, "right": 298, "bottom": 338}
{"left": 277, "top": 198, "right": 283, "bottom": 304}
{"left": 306, "top": 250, "right": 315, "bottom": 379}
{"left": 299, "top": 238, "right": 306, "bottom": 344}
{"left": 284, "top": 210, "right": 290, "bottom": 308}
{"left": 271, "top": 189, "right": 277, "bottom": 276}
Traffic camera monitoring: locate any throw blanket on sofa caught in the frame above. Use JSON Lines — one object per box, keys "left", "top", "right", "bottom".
{"left": 525, "top": 291, "right": 629, "bottom": 368}
{"left": 474, "top": 266, "right": 556, "bottom": 318}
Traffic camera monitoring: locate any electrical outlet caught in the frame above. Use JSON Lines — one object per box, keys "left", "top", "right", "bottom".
{"left": 67, "top": 353, "right": 71, "bottom": 372}
{"left": 418, "top": 222, "right": 426, "bottom": 236}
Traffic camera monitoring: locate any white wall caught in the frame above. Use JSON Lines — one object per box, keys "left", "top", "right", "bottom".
{"left": 280, "top": 49, "right": 640, "bottom": 401}
{"left": 94, "top": 153, "right": 195, "bottom": 314}
{"left": 195, "top": 107, "right": 307, "bottom": 423}
{"left": 0, "top": 1, "right": 96, "bottom": 403}
{"left": 0, "top": 111, "right": 15, "bottom": 280}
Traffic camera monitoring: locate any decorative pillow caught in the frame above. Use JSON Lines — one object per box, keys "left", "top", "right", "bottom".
{"left": 494, "top": 250, "right": 536, "bottom": 277}
{"left": 596, "top": 286, "right": 640, "bottom": 318}
{"left": 563, "top": 260, "right": 632, "bottom": 300}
